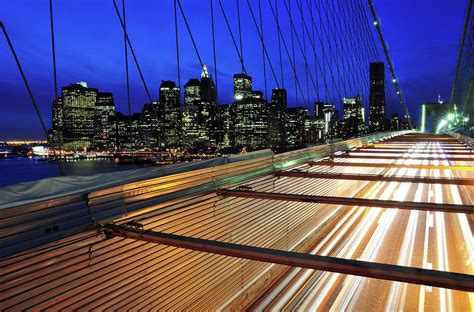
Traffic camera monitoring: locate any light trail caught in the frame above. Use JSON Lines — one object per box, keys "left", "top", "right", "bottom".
{"left": 249, "top": 136, "right": 474, "bottom": 311}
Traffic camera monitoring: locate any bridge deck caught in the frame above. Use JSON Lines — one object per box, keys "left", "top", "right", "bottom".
{"left": 2, "top": 132, "right": 473, "bottom": 311}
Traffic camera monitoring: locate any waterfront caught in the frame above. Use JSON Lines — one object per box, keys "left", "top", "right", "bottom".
{"left": 0, "top": 156, "right": 149, "bottom": 188}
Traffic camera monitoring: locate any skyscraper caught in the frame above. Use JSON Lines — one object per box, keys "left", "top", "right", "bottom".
{"left": 139, "top": 102, "right": 159, "bottom": 148}
{"left": 233, "top": 74, "right": 268, "bottom": 149}
{"left": 60, "top": 82, "right": 98, "bottom": 150}
{"left": 268, "top": 88, "right": 287, "bottom": 149}
{"left": 94, "top": 92, "right": 116, "bottom": 150}
{"left": 199, "top": 65, "right": 218, "bottom": 146}
{"left": 183, "top": 78, "right": 201, "bottom": 148}
{"left": 233, "top": 73, "right": 253, "bottom": 101}
{"left": 369, "top": 62, "right": 386, "bottom": 132}
{"left": 158, "top": 80, "right": 182, "bottom": 148}
{"left": 343, "top": 94, "right": 365, "bottom": 138}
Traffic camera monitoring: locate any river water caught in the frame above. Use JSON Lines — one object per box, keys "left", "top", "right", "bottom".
{"left": 0, "top": 156, "right": 148, "bottom": 188}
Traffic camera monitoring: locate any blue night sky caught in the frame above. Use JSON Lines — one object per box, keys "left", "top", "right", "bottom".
{"left": 0, "top": 0, "right": 468, "bottom": 139}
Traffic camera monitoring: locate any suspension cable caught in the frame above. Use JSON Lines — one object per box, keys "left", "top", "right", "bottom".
{"left": 111, "top": 0, "right": 152, "bottom": 103}
{"left": 1, "top": 23, "right": 50, "bottom": 146}
{"left": 48, "top": 0, "right": 65, "bottom": 176}
{"left": 275, "top": 0, "right": 284, "bottom": 89}
{"left": 246, "top": 0, "right": 280, "bottom": 89}
{"left": 258, "top": 0, "right": 268, "bottom": 100}
{"left": 121, "top": 0, "right": 134, "bottom": 165}
{"left": 288, "top": 1, "right": 298, "bottom": 108}
{"left": 217, "top": 0, "right": 247, "bottom": 74}
{"left": 267, "top": 0, "right": 308, "bottom": 108}
{"left": 236, "top": 0, "right": 245, "bottom": 73}
{"left": 174, "top": 0, "right": 181, "bottom": 89}
{"left": 210, "top": 0, "right": 218, "bottom": 104}
{"left": 176, "top": 0, "right": 204, "bottom": 68}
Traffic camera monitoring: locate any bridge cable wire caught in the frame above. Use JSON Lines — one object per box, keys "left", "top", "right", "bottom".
{"left": 111, "top": 0, "right": 152, "bottom": 104}
{"left": 0, "top": 23, "right": 50, "bottom": 144}
{"left": 307, "top": 0, "right": 320, "bottom": 102}
{"left": 210, "top": 0, "right": 220, "bottom": 134}
{"left": 275, "top": 0, "right": 285, "bottom": 89}
{"left": 331, "top": 0, "right": 357, "bottom": 98}
{"left": 322, "top": 0, "right": 347, "bottom": 99}
{"left": 333, "top": 0, "right": 358, "bottom": 97}
{"left": 258, "top": 0, "right": 268, "bottom": 100}
{"left": 288, "top": 0, "right": 299, "bottom": 108}
{"left": 174, "top": 0, "right": 181, "bottom": 91}
{"left": 245, "top": 0, "right": 280, "bottom": 89}
{"left": 236, "top": 0, "right": 245, "bottom": 74}
{"left": 176, "top": 0, "right": 204, "bottom": 68}
{"left": 299, "top": 0, "right": 310, "bottom": 108}
{"left": 267, "top": 0, "right": 309, "bottom": 108}
{"left": 210, "top": 0, "right": 218, "bottom": 105}
{"left": 304, "top": 0, "right": 338, "bottom": 104}
{"left": 282, "top": 0, "right": 325, "bottom": 107}
{"left": 217, "top": 0, "right": 247, "bottom": 74}
{"left": 48, "top": 0, "right": 65, "bottom": 176}
{"left": 122, "top": 0, "right": 134, "bottom": 166}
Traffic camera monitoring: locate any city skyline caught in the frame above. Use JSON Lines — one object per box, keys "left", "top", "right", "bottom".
{"left": 47, "top": 62, "right": 403, "bottom": 153}
{"left": 0, "top": 0, "right": 467, "bottom": 139}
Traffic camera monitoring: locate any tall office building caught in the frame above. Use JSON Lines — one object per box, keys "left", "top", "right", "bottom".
{"left": 369, "top": 62, "right": 386, "bottom": 132}
{"left": 59, "top": 82, "right": 98, "bottom": 150}
{"left": 268, "top": 88, "right": 287, "bottom": 149}
{"left": 183, "top": 79, "right": 201, "bottom": 148}
{"left": 139, "top": 102, "right": 159, "bottom": 148}
{"left": 199, "top": 65, "right": 219, "bottom": 146}
{"left": 94, "top": 92, "right": 116, "bottom": 150}
{"left": 158, "top": 80, "right": 182, "bottom": 148}
{"left": 217, "top": 104, "right": 234, "bottom": 148}
{"left": 286, "top": 107, "right": 307, "bottom": 149}
{"left": 113, "top": 112, "right": 141, "bottom": 149}
{"left": 314, "top": 101, "right": 325, "bottom": 119}
{"left": 233, "top": 73, "right": 253, "bottom": 101}
{"left": 234, "top": 76, "right": 268, "bottom": 148}
{"left": 343, "top": 94, "right": 365, "bottom": 138}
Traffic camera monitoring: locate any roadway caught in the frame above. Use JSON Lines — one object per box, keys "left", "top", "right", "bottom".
{"left": 245, "top": 139, "right": 473, "bottom": 311}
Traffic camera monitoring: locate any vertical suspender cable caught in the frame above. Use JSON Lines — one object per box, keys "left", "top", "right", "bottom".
{"left": 48, "top": 0, "right": 65, "bottom": 176}
{"left": 122, "top": 0, "right": 134, "bottom": 165}
{"left": 112, "top": 0, "right": 153, "bottom": 104}
{"left": 236, "top": 0, "right": 245, "bottom": 73}
{"left": 218, "top": 0, "right": 247, "bottom": 74}
{"left": 210, "top": 0, "right": 218, "bottom": 104}
{"left": 289, "top": 1, "right": 298, "bottom": 108}
{"left": 0, "top": 22, "right": 53, "bottom": 160}
{"left": 258, "top": 0, "right": 268, "bottom": 100}
{"left": 174, "top": 0, "right": 181, "bottom": 90}
{"left": 246, "top": 0, "right": 280, "bottom": 88}
{"left": 210, "top": 0, "right": 220, "bottom": 139}
{"left": 300, "top": 0, "right": 310, "bottom": 109}
{"left": 275, "top": 0, "right": 284, "bottom": 89}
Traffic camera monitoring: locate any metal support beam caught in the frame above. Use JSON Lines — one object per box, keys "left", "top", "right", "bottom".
{"left": 278, "top": 171, "right": 474, "bottom": 185}
{"left": 218, "top": 189, "right": 473, "bottom": 214}
{"left": 362, "top": 145, "right": 467, "bottom": 151}
{"left": 308, "top": 161, "right": 474, "bottom": 171}
{"left": 103, "top": 224, "right": 474, "bottom": 292}
{"left": 333, "top": 154, "right": 474, "bottom": 162}
{"left": 350, "top": 150, "right": 474, "bottom": 156}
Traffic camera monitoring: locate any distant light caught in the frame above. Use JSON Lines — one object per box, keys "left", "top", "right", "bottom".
{"left": 463, "top": 116, "right": 469, "bottom": 122}
{"left": 373, "top": 20, "right": 378, "bottom": 26}
{"left": 396, "top": 91, "right": 400, "bottom": 95}
{"left": 235, "top": 94, "right": 243, "bottom": 101}
{"left": 392, "top": 78, "right": 397, "bottom": 83}
{"left": 447, "top": 113, "right": 455, "bottom": 121}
